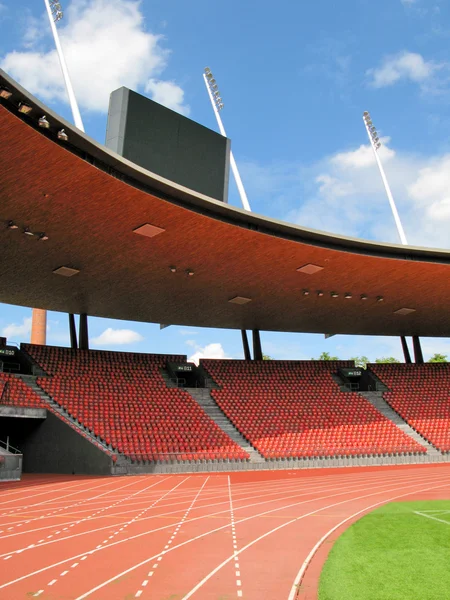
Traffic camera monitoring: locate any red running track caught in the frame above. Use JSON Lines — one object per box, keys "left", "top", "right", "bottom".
{"left": 0, "top": 465, "right": 449, "bottom": 600}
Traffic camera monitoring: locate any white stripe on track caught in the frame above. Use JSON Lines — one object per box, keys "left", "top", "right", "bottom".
{"left": 286, "top": 486, "right": 450, "bottom": 600}
{"left": 181, "top": 479, "right": 450, "bottom": 600}
{"left": 71, "top": 472, "right": 448, "bottom": 600}
{"left": 0, "top": 470, "right": 445, "bottom": 593}
{"left": 0, "top": 469, "right": 407, "bottom": 558}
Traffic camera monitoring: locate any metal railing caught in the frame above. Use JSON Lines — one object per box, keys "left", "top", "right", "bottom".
{"left": 0, "top": 437, "right": 21, "bottom": 454}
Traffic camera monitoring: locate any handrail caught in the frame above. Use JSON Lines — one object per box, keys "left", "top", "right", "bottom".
{"left": 0, "top": 381, "right": 8, "bottom": 403}
{"left": 0, "top": 437, "right": 21, "bottom": 454}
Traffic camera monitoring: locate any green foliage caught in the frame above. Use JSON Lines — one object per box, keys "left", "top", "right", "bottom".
{"left": 262, "top": 354, "right": 272, "bottom": 360}
{"left": 319, "top": 500, "right": 450, "bottom": 600}
{"left": 375, "top": 356, "right": 401, "bottom": 363}
{"left": 350, "top": 355, "right": 369, "bottom": 369}
{"left": 315, "top": 351, "right": 339, "bottom": 361}
{"left": 428, "top": 353, "right": 448, "bottom": 363}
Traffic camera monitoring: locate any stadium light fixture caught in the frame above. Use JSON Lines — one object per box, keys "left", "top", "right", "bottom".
{"left": 203, "top": 67, "right": 251, "bottom": 211}
{"left": 363, "top": 111, "right": 408, "bottom": 246}
{"left": 57, "top": 128, "right": 69, "bottom": 141}
{"left": 38, "top": 115, "right": 50, "bottom": 129}
{"left": 44, "top": 0, "right": 85, "bottom": 132}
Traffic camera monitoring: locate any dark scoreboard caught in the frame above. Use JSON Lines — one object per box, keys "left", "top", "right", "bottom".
{"left": 105, "top": 87, "right": 231, "bottom": 203}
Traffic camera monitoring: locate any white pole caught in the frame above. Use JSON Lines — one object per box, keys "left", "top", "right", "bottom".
{"left": 44, "top": 0, "right": 85, "bottom": 132}
{"left": 203, "top": 73, "right": 251, "bottom": 212}
{"left": 363, "top": 113, "right": 408, "bottom": 245}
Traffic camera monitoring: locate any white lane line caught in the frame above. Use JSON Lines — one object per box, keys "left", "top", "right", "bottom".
{"left": 414, "top": 511, "right": 450, "bottom": 526}
{"left": 33, "top": 590, "right": 44, "bottom": 597}
{"left": 135, "top": 592, "right": 142, "bottom": 598}
{"left": 48, "top": 579, "right": 57, "bottom": 586}
{"left": 142, "top": 580, "right": 148, "bottom": 586}
{"left": 286, "top": 490, "right": 450, "bottom": 600}
{"left": 60, "top": 571, "right": 68, "bottom": 576}
{"left": 180, "top": 478, "right": 450, "bottom": 600}
{"left": 0, "top": 471, "right": 442, "bottom": 594}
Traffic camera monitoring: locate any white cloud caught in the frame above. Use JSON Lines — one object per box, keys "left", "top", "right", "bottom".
{"left": 188, "top": 342, "right": 230, "bottom": 366}
{"left": 90, "top": 327, "right": 143, "bottom": 346}
{"left": 367, "top": 51, "right": 441, "bottom": 89}
{"left": 407, "top": 155, "right": 450, "bottom": 221}
{"left": 2, "top": 317, "right": 32, "bottom": 339}
{"left": 331, "top": 137, "right": 395, "bottom": 169}
{"left": 145, "top": 79, "right": 189, "bottom": 115}
{"left": 178, "top": 329, "right": 199, "bottom": 336}
{"left": 0, "top": 0, "right": 188, "bottom": 114}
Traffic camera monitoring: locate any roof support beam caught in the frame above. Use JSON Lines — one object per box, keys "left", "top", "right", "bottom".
{"left": 252, "top": 329, "right": 263, "bottom": 362}
{"left": 412, "top": 335, "right": 424, "bottom": 364}
{"left": 79, "top": 313, "right": 89, "bottom": 350}
{"left": 241, "top": 330, "right": 251, "bottom": 361}
{"left": 400, "top": 336, "right": 412, "bottom": 364}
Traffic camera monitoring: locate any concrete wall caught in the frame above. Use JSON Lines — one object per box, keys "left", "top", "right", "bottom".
{"left": 0, "top": 413, "right": 112, "bottom": 476}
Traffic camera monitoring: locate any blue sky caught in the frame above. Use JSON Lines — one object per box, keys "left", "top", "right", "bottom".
{"left": 1, "top": 0, "right": 450, "bottom": 362}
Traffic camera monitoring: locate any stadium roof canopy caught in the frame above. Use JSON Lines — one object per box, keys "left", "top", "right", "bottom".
{"left": 1, "top": 69, "right": 450, "bottom": 338}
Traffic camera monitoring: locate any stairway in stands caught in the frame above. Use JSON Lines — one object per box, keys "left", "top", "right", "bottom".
{"left": 17, "top": 374, "right": 128, "bottom": 472}
{"left": 185, "top": 388, "right": 265, "bottom": 464}
{"left": 359, "top": 391, "right": 442, "bottom": 460}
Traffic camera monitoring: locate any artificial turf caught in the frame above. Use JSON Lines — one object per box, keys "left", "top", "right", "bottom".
{"left": 318, "top": 500, "right": 450, "bottom": 600}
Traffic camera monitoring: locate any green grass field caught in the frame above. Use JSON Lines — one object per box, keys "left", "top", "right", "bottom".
{"left": 318, "top": 501, "right": 450, "bottom": 600}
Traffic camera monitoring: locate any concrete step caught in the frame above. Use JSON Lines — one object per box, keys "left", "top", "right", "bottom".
{"left": 185, "top": 388, "right": 265, "bottom": 463}
{"left": 359, "top": 391, "right": 442, "bottom": 456}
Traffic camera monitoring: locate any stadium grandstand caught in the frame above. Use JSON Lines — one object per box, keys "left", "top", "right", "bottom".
{"left": 2, "top": 64, "right": 450, "bottom": 600}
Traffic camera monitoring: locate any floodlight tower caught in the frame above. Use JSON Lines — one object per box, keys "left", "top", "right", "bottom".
{"left": 203, "top": 68, "right": 251, "bottom": 212}
{"left": 363, "top": 111, "right": 407, "bottom": 245}
{"left": 44, "top": 0, "right": 85, "bottom": 132}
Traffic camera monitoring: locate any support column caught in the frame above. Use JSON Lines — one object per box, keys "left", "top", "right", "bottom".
{"left": 79, "top": 313, "right": 89, "bottom": 350}
{"left": 400, "top": 336, "right": 412, "bottom": 364}
{"left": 241, "top": 330, "right": 251, "bottom": 361}
{"left": 69, "top": 314, "right": 78, "bottom": 349}
{"left": 412, "top": 335, "right": 424, "bottom": 364}
{"left": 252, "top": 329, "right": 263, "bottom": 361}
{"left": 30, "top": 308, "right": 47, "bottom": 345}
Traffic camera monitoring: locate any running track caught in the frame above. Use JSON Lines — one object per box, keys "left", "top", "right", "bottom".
{"left": 0, "top": 465, "right": 449, "bottom": 599}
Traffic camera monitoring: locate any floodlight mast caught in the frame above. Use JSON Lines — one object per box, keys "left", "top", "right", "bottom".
{"left": 44, "top": 0, "right": 85, "bottom": 132}
{"left": 203, "top": 68, "right": 251, "bottom": 211}
{"left": 363, "top": 111, "right": 407, "bottom": 245}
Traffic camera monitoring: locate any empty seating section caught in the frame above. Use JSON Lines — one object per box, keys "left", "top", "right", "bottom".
{"left": 202, "top": 360, "right": 426, "bottom": 459}
{"left": 0, "top": 372, "right": 46, "bottom": 408}
{"left": 23, "top": 345, "right": 248, "bottom": 462}
{"left": 370, "top": 363, "right": 450, "bottom": 452}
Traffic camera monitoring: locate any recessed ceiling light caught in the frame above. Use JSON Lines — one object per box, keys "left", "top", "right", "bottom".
{"left": 330, "top": 292, "right": 339, "bottom": 298}
{"left": 302, "top": 289, "right": 310, "bottom": 296}
{"left": 297, "top": 263, "right": 324, "bottom": 275}
{"left": 317, "top": 290, "right": 324, "bottom": 297}
{"left": 133, "top": 223, "right": 165, "bottom": 238}
{"left": 23, "top": 227, "right": 34, "bottom": 236}
{"left": 186, "top": 269, "right": 194, "bottom": 277}
{"left": 394, "top": 307, "right": 416, "bottom": 316}
{"left": 7, "top": 221, "right": 18, "bottom": 230}
{"left": 360, "top": 294, "right": 368, "bottom": 300}
{"left": 18, "top": 102, "right": 32, "bottom": 115}
{"left": 228, "top": 296, "right": 252, "bottom": 305}
{"left": 0, "top": 87, "right": 12, "bottom": 99}
{"left": 53, "top": 266, "right": 80, "bottom": 277}
{"left": 344, "top": 293, "right": 352, "bottom": 299}
{"left": 169, "top": 266, "right": 177, "bottom": 273}
{"left": 38, "top": 233, "right": 49, "bottom": 241}
{"left": 376, "top": 296, "right": 384, "bottom": 302}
